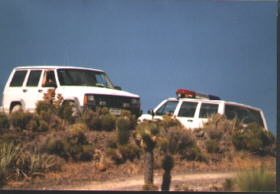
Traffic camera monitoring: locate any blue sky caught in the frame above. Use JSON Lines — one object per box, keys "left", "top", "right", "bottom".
{"left": 0, "top": 0, "right": 277, "bottom": 134}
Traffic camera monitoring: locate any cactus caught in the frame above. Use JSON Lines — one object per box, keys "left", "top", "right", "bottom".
{"left": 161, "top": 154, "right": 174, "bottom": 191}
{"left": 135, "top": 121, "right": 159, "bottom": 185}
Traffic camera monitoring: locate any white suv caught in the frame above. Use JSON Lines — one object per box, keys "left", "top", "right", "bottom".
{"left": 2, "top": 66, "right": 141, "bottom": 116}
{"left": 139, "top": 89, "right": 268, "bottom": 130}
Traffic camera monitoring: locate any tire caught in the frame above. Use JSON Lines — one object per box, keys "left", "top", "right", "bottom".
{"left": 68, "top": 101, "right": 79, "bottom": 117}
{"left": 11, "top": 104, "right": 22, "bottom": 113}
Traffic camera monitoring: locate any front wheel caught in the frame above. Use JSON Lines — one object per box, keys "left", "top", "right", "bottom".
{"left": 10, "top": 104, "right": 22, "bottom": 113}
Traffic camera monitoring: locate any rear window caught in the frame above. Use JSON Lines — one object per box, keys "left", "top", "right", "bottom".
{"left": 178, "top": 101, "right": 198, "bottom": 117}
{"left": 155, "top": 101, "right": 178, "bottom": 116}
{"left": 224, "top": 104, "right": 264, "bottom": 127}
{"left": 199, "top": 103, "right": 219, "bottom": 118}
{"left": 10, "top": 70, "right": 27, "bottom": 87}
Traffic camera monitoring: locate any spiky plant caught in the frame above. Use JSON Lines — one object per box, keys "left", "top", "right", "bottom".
{"left": 135, "top": 121, "right": 159, "bottom": 185}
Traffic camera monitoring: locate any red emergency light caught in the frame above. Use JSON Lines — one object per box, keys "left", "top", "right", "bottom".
{"left": 176, "top": 88, "right": 221, "bottom": 100}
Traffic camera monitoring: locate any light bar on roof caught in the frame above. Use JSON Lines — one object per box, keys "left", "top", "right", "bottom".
{"left": 176, "top": 88, "right": 221, "bottom": 100}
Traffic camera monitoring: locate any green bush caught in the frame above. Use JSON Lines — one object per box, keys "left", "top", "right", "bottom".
{"left": 0, "top": 112, "right": 9, "bottom": 131}
{"left": 100, "top": 114, "right": 116, "bottom": 131}
{"left": 235, "top": 166, "right": 276, "bottom": 191}
{"left": 181, "top": 146, "right": 206, "bottom": 162}
{"left": 116, "top": 117, "right": 131, "bottom": 145}
{"left": 80, "top": 109, "right": 101, "bottom": 130}
{"left": 66, "top": 123, "right": 88, "bottom": 145}
{"left": 158, "top": 125, "right": 196, "bottom": 155}
{"left": 232, "top": 124, "right": 275, "bottom": 155}
{"left": 9, "top": 111, "right": 33, "bottom": 131}
{"left": 118, "top": 143, "right": 140, "bottom": 162}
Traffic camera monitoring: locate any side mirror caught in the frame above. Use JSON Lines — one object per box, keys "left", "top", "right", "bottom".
{"left": 114, "top": 86, "right": 122, "bottom": 90}
{"left": 148, "top": 109, "right": 155, "bottom": 117}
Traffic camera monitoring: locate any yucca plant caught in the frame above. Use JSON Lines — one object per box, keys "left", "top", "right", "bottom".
{"left": 135, "top": 121, "right": 159, "bottom": 186}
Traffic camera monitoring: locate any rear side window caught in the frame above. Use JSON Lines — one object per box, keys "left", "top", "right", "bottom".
{"left": 199, "top": 103, "right": 219, "bottom": 118}
{"left": 178, "top": 102, "right": 198, "bottom": 117}
{"left": 26, "top": 70, "right": 42, "bottom": 87}
{"left": 10, "top": 70, "right": 27, "bottom": 87}
{"left": 155, "top": 101, "right": 178, "bottom": 116}
{"left": 225, "top": 104, "right": 264, "bottom": 127}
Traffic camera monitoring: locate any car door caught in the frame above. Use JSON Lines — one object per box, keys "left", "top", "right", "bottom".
{"left": 37, "top": 69, "right": 58, "bottom": 100}
{"left": 197, "top": 102, "right": 219, "bottom": 128}
{"left": 175, "top": 101, "right": 200, "bottom": 129}
{"left": 23, "top": 69, "right": 43, "bottom": 111}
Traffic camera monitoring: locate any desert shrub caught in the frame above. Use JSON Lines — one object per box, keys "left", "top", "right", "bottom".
{"left": 205, "top": 139, "right": 220, "bottom": 153}
{"left": 118, "top": 143, "right": 141, "bottom": 162}
{"left": 235, "top": 166, "right": 276, "bottom": 191}
{"left": 41, "top": 134, "right": 66, "bottom": 158}
{"left": 80, "top": 109, "right": 101, "bottom": 130}
{"left": 0, "top": 112, "right": 9, "bottom": 131}
{"left": 106, "top": 148, "right": 123, "bottom": 164}
{"left": 0, "top": 142, "right": 23, "bottom": 172}
{"left": 80, "top": 145, "right": 95, "bottom": 161}
{"left": 25, "top": 114, "right": 49, "bottom": 132}
{"left": 119, "top": 110, "right": 137, "bottom": 130}
{"left": 158, "top": 125, "right": 196, "bottom": 156}
{"left": 66, "top": 123, "right": 88, "bottom": 145}
{"left": 106, "top": 134, "right": 118, "bottom": 149}
{"left": 158, "top": 115, "right": 183, "bottom": 129}
{"left": 9, "top": 111, "right": 33, "bottom": 131}
{"left": 100, "top": 114, "right": 116, "bottom": 131}
{"left": 57, "top": 101, "right": 75, "bottom": 123}
{"left": 232, "top": 123, "right": 275, "bottom": 155}
{"left": 182, "top": 146, "right": 206, "bottom": 162}
{"left": 40, "top": 130, "right": 92, "bottom": 161}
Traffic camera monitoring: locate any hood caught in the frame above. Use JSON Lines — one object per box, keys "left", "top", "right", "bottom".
{"left": 59, "top": 86, "right": 140, "bottom": 98}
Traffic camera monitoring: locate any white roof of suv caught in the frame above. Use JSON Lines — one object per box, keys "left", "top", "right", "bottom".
{"left": 14, "top": 65, "right": 104, "bottom": 72}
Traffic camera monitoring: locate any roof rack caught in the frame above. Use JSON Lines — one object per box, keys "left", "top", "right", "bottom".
{"left": 176, "top": 88, "right": 221, "bottom": 100}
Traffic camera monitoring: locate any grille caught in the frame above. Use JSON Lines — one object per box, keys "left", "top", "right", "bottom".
{"left": 94, "top": 95, "right": 133, "bottom": 108}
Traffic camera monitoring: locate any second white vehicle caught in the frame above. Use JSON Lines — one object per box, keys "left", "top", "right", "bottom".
{"left": 139, "top": 89, "right": 268, "bottom": 130}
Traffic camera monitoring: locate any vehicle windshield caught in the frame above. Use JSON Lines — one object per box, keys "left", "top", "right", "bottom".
{"left": 57, "top": 69, "right": 114, "bottom": 88}
{"left": 155, "top": 100, "right": 178, "bottom": 116}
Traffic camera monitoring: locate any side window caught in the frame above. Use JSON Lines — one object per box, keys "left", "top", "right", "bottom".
{"left": 178, "top": 102, "right": 198, "bottom": 117}
{"left": 10, "top": 70, "right": 27, "bottom": 87}
{"left": 199, "top": 103, "right": 219, "bottom": 118}
{"left": 155, "top": 101, "right": 178, "bottom": 116}
{"left": 225, "top": 104, "right": 264, "bottom": 127}
{"left": 42, "top": 70, "right": 57, "bottom": 87}
{"left": 26, "top": 70, "right": 42, "bottom": 87}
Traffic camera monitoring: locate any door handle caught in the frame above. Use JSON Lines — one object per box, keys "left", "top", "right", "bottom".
{"left": 23, "top": 89, "right": 27, "bottom": 93}
{"left": 38, "top": 89, "right": 43, "bottom": 93}
{"left": 187, "top": 119, "right": 193, "bottom": 122}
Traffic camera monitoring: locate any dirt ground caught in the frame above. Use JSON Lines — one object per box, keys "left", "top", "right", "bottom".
{"left": 2, "top": 155, "right": 275, "bottom": 191}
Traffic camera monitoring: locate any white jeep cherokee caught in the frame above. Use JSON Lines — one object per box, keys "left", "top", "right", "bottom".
{"left": 2, "top": 66, "right": 141, "bottom": 116}
{"left": 139, "top": 89, "right": 268, "bottom": 130}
